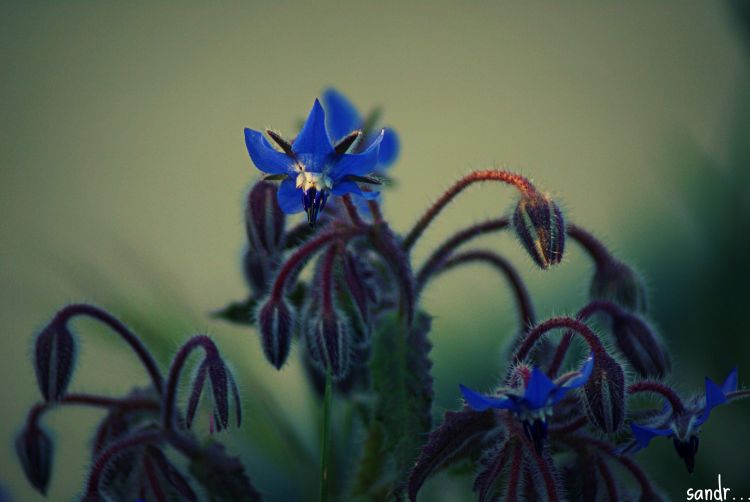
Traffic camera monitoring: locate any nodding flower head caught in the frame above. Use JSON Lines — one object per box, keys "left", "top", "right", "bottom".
{"left": 626, "top": 368, "right": 738, "bottom": 473}
{"left": 513, "top": 192, "right": 565, "bottom": 269}
{"left": 460, "top": 354, "right": 593, "bottom": 454}
{"left": 244, "top": 99, "right": 384, "bottom": 226}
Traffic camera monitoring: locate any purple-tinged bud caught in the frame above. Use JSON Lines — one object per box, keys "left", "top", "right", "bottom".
{"left": 256, "top": 297, "right": 295, "bottom": 370}
{"left": 590, "top": 259, "right": 648, "bottom": 313}
{"left": 34, "top": 318, "right": 76, "bottom": 402}
{"left": 305, "top": 311, "right": 351, "bottom": 381}
{"left": 582, "top": 353, "right": 626, "bottom": 433}
{"left": 16, "top": 424, "right": 53, "bottom": 495}
{"left": 513, "top": 193, "right": 565, "bottom": 269}
{"left": 245, "top": 181, "right": 285, "bottom": 254}
{"left": 612, "top": 314, "right": 671, "bottom": 378}
{"left": 243, "top": 249, "right": 274, "bottom": 297}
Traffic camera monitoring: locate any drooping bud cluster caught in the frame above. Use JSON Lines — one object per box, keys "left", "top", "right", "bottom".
{"left": 513, "top": 192, "right": 565, "bottom": 269}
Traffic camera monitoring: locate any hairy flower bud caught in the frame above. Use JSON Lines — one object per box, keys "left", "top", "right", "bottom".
{"left": 34, "top": 318, "right": 76, "bottom": 402}
{"left": 306, "top": 311, "right": 351, "bottom": 381}
{"left": 256, "top": 298, "right": 295, "bottom": 370}
{"left": 612, "top": 314, "right": 671, "bottom": 378}
{"left": 583, "top": 353, "right": 625, "bottom": 433}
{"left": 245, "top": 181, "right": 285, "bottom": 254}
{"left": 513, "top": 193, "right": 565, "bottom": 269}
{"left": 16, "top": 424, "right": 53, "bottom": 495}
{"left": 590, "top": 259, "right": 647, "bottom": 313}
{"left": 243, "top": 249, "right": 274, "bottom": 297}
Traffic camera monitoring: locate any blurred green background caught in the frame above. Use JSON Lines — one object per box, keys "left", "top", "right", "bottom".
{"left": 2, "top": 1, "right": 749, "bottom": 500}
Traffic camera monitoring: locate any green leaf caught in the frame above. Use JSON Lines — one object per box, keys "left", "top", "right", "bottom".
{"left": 189, "top": 441, "right": 262, "bottom": 502}
{"left": 212, "top": 297, "right": 257, "bottom": 326}
{"left": 352, "top": 311, "right": 433, "bottom": 498}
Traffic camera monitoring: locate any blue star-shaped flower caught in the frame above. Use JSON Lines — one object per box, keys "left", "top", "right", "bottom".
{"left": 626, "top": 367, "right": 738, "bottom": 473}
{"left": 244, "top": 99, "right": 384, "bottom": 226}
{"left": 322, "top": 88, "right": 399, "bottom": 170}
{"left": 460, "top": 354, "right": 594, "bottom": 454}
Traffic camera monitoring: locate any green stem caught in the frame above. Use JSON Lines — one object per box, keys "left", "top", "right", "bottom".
{"left": 320, "top": 369, "right": 333, "bottom": 502}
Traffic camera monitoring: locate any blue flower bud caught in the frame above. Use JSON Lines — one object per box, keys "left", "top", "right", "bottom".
{"left": 245, "top": 181, "right": 285, "bottom": 254}
{"left": 582, "top": 353, "right": 625, "bottom": 433}
{"left": 256, "top": 298, "right": 295, "bottom": 370}
{"left": 305, "top": 311, "right": 351, "bottom": 381}
{"left": 34, "top": 318, "right": 76, "bottom": 402}
{"left": 612, "top": 314, "right": 671, "bottom": 378}
{"left": 590, "top": 259, "right": 648, "bottom": 313}
{"left": 16, "top": 424, "right": 53, "bottom": 495}
{"left": 513, "top": 193, "right": 565, "bottom": 269}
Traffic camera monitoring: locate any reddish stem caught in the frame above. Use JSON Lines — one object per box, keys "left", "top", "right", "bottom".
{"left": 367, "top": 199, "right": 383, "bottom": 224}
{"left": 320, "top": 243, "right": 340, "bottom": 314}
{"left": 515, "top": 316, "right": 607, "bottom": 364}
{"left": 627, "top": 381, "right": 685, "bottom": 414}
{"left": 270, "top": 227, "right": 365, "bottom": 301}
{"left": 429, "top": 249, "right": 535, "bottom": 330}
{"left": 84, "top": 430, "right": 162, "bottom": 500}
{"left": 547, "top": 300, "right": 624, "bottom": 376}
{"left": 27, "top": 393, "right": 159, "bottom": 428}
{"left": 566, "top": 224, "right": 612, "bottom": 267}
{"left": 416, "top": 217, "right": 510, "bottom": 289}
{"left": 341, "top": 194, "right": 365, "bottom": 227}
{"left": 53, "top": 304, "right": 164, "bottom": 394}
{"left": 402, "top": 170, "right": 537, "bottom": 252}
{"left": 597, "top": 458, "right": 619, "bottom": 502}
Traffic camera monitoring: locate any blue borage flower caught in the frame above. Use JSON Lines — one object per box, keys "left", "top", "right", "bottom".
{"left": 460, "top": 354, "right": 594, "bottom": 454}
{"left": 244, "top": 99, "right": 384, "bottom": 226}
{"left": 625, "top": 367, "right": 738, "bottom": 473}
{"left": 322, "top": 88, "right": 399, "bottom": 170}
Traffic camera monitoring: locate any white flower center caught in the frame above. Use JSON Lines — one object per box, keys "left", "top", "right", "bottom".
{"left": 296, "top": 171, "right": 332, "bottom": 193}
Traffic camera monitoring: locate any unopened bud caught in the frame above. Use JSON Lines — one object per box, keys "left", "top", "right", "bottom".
{"left": 256, "top": 298, "right": 295, "bottom": 370}
{"left": 513, "top": 193, "right": 565, "bottom": 269}
{"left": 612, "top": 314, "right": 671, "bottom": 379}
{"left": 34, "top": 318, "right": 76, "bottom": 402}
{"left": 245, "top": 181, "right": 285, "bottom": 254}
{"left": 16, "top": 424, "right": 53, "bottom": 495}
{"left": 590, "top": 260, "right": 647, "bottom": 313}
{"left": 305, "top": 312, "right": 351, "bottom": 381}
{"left": 583, "top": 353, "right": 625, "bottom": 433}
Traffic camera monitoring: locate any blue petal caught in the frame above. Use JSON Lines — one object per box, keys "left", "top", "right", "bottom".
{"left": 721, "top": 367, "right": 738, "bottom": 394}
{"left": 292, "top": 99, "right": 333, "bottom": 155}
{"left": 459, "top": 384, "right": 514, "bottom": 412}
{"left": 630, "top": 422, "right": 672, "bottom": 450}
{"left": 244, "top": 129, "right": 294, "bottom": 174}
{"left": 376, "top": 127, "right": 399, "bottom": 168}
{"left": 550, "top": 353, "right": 595, "bottom": 405}
{"left": 696, "top": 376, "right": 728, "bottom": 426}
{"left": 329, "top": 130, "right": 383, "bottom": 180}
{"left": 564, "top": 354, "right": 595, "bottom": 390}
{"left": 276, "top": 178, "right": 303, "bottom": 214}
{"left": 331, "top": 181, "right": 379, "bottom": 200}
{"left": 322, "top": 88, "right": 362, "bottom": 143}
{"left": 523, "top": 368, "right": 557, "bottom": 409}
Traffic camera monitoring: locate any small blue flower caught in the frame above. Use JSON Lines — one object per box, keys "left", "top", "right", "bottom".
{"left": 460, "top": 354, "right": 594, "bottom": 454}
{"left": 244, "top": 99, "right": 384, "bottom": 226}
{"left": 322, "top": 88, "right": 399, "bottom": 170}
{"left": 627, "top": 367, "right": 738, "bottom": 473}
